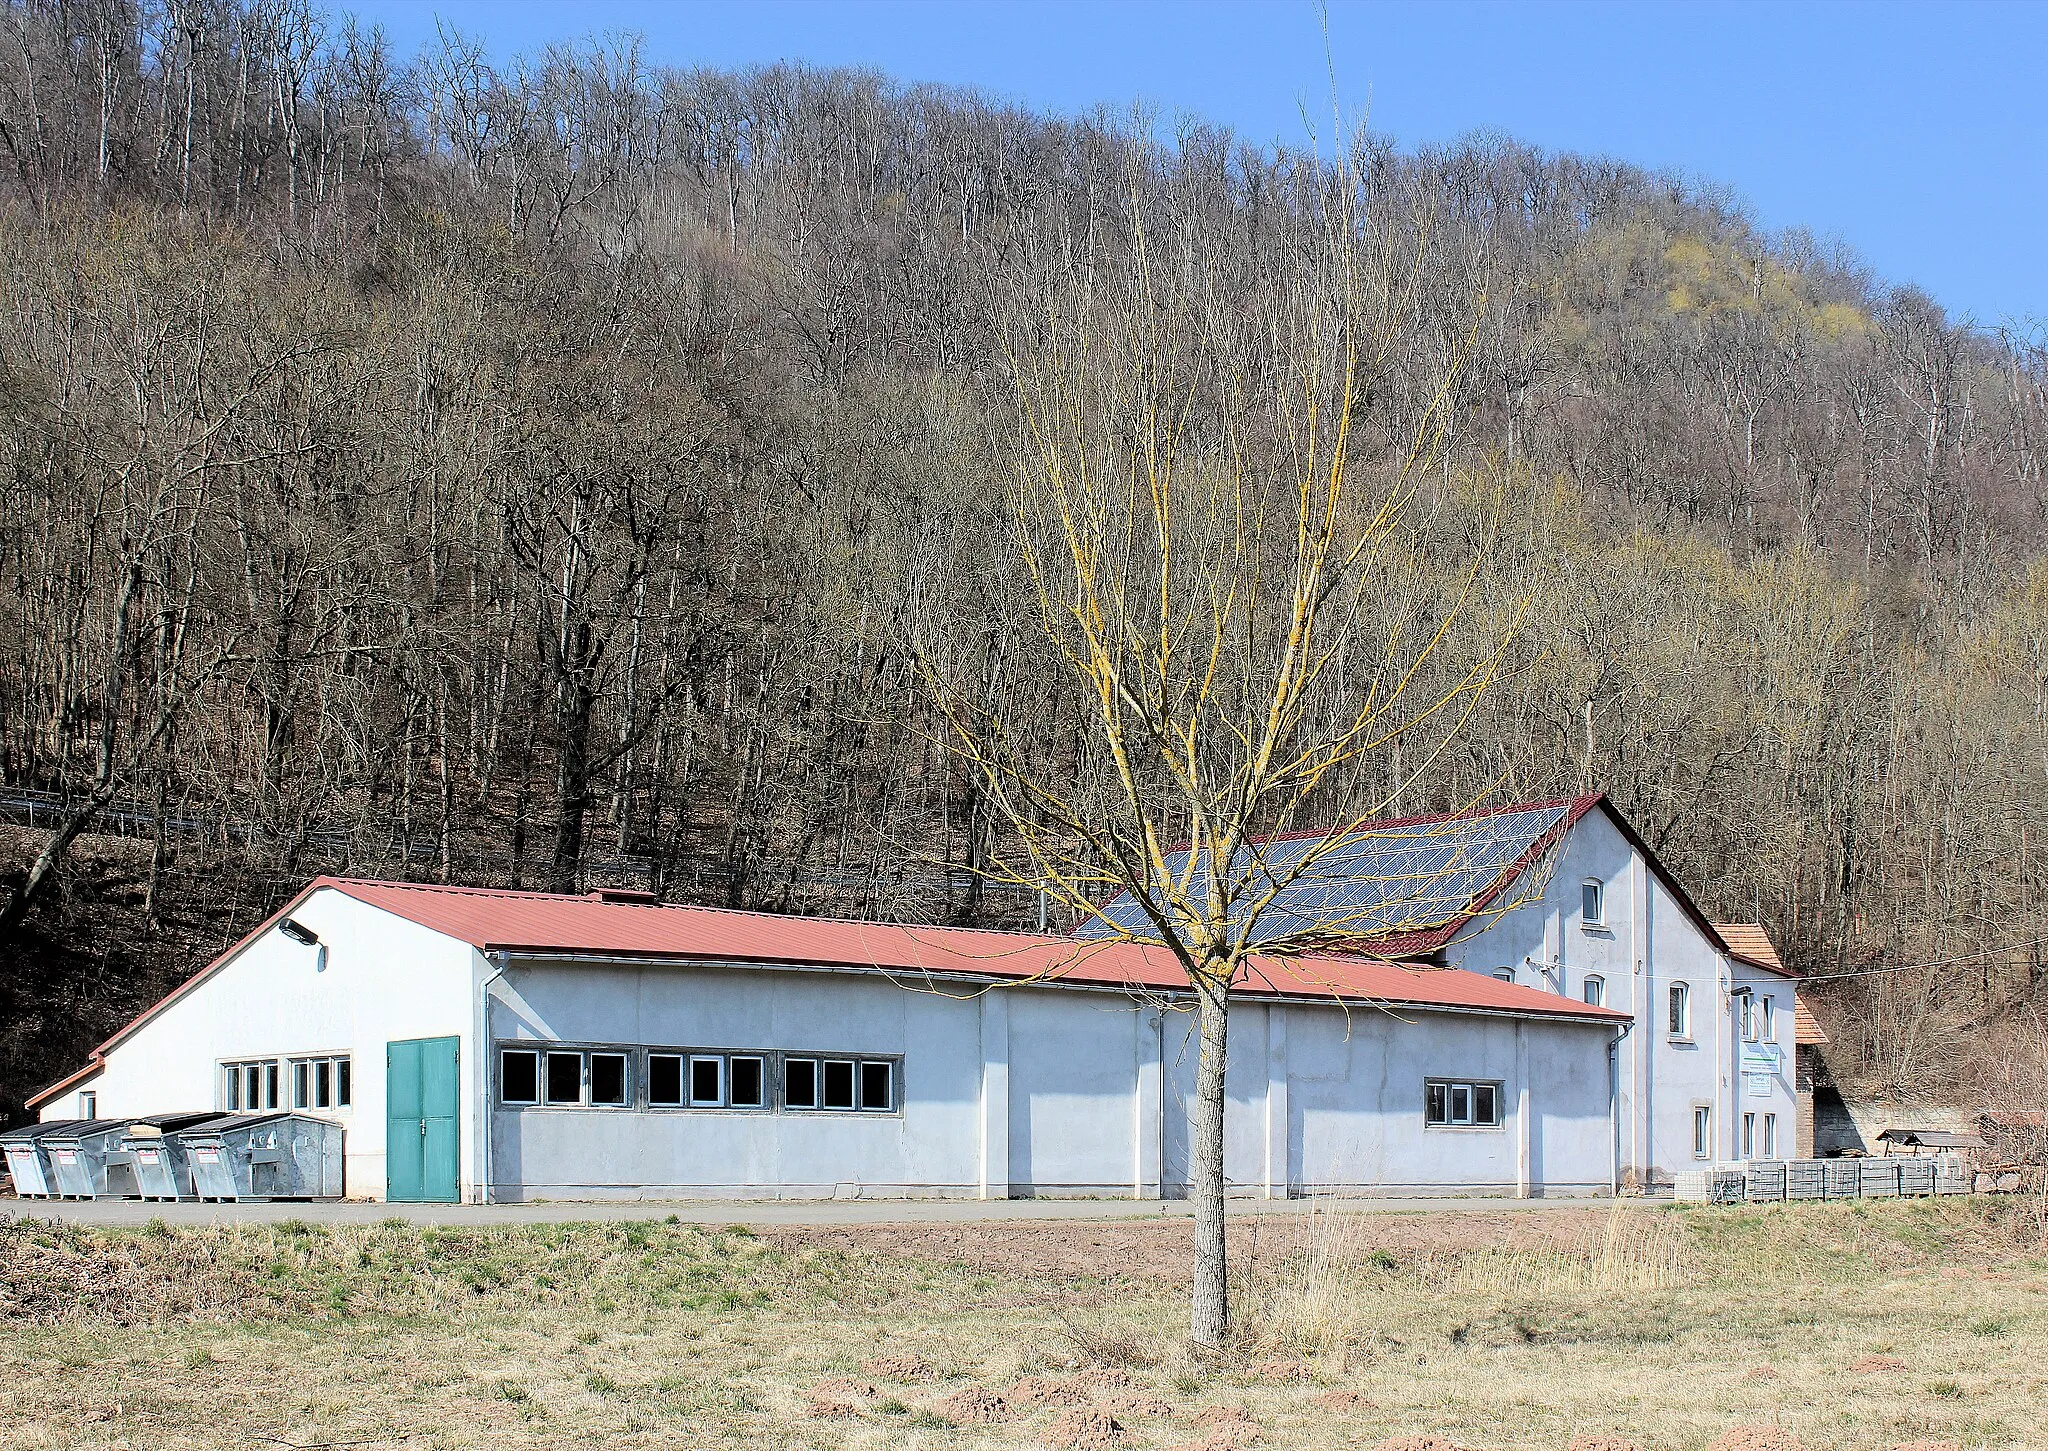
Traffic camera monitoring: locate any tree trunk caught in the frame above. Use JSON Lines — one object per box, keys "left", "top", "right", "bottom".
{"left": 1190, "top": 972, "right": 1231, "bottom": 1347}
{"left": 549, "top": 675, "right": 596, "bottom": 895}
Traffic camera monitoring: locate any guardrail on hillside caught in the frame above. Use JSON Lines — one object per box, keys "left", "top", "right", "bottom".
{"left": 1674, "top": 1154, "right": 1971, "bottom": 1203}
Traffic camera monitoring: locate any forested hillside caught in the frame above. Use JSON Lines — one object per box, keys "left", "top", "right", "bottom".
{"left": 2, "top": 0, "right": 2044, "bottom": 1123}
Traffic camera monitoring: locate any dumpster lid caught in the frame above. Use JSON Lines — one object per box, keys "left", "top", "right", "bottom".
{"left": 0, "top": 1119, "right": 101, "bottom": 1142}
{"left": 46, "top": 1112, "right": 217, "bottom": 1143}
{"left": 179, "top": 1111, "right": 327, "bottom": 1136}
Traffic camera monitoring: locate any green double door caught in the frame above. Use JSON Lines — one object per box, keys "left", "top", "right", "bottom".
{"left": 386, "top": 1036, "right": 460, "bottom": 1203}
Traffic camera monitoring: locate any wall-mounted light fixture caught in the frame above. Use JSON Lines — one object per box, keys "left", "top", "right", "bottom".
{"left": 279, "top": 918, "right": 320, "bottom": 947}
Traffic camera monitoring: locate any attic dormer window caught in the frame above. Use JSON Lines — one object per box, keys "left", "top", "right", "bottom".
{"left": 1581, "top": 879, "right": 1605, "bottom": 927}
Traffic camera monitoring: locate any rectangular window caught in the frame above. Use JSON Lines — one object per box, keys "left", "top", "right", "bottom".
{"left": 544, "top": 1051, "right": 583, "bottom": 1105}
{"left": 730, "top": 1056, "right": 766, "bottom": 1109}
{"left": 860, "top": 1061, "right": 893, "bottom": 1111}
{"left": 501, "top": 1049, "right": 540, "bottom": 1104}
{"left": 79, "top": 1091, "right": 96, "bottom": 1120}
{"left": 822, "top": 1059, "right": 856, "bottom": 1110}
{"left": 1763, "top": 1113, "right": 1778, "bottom": 1159}
{"left": 1669, "top": 983, "right": 1691, "bottom": 1038}
{"left": 689, "top": 1055, "right": 724, "bottom": 1107}
{"left": 784, "top": 1057, "right": 819, "bottom": 1109}
{"left": 1424, "top": 1079, "right": 1504, "bottom": 1128}
{"left": 223, "top": 1059, "right": 283, "bottom": 1112}
{"left": 1693, "top": 1106, "right": 1712, "bottom": 1159}
{"left": 1581, "top": 880, "right": 1604, "bottom": 925}
{"left": 648, "top": 1053, "right": 683, "bottom": 1107}
{"left": 1582, "top": 975, "right": 1604, "bottom": 1006}
{"left": 283, "top": 1055, "right": 351, "bottom": 1111}
{"left": 1758, "top": 996, "right": 1774, "bottom": 1040}
{"left": 590, "top": 1052, "right": 629, "bottom": 1107}
{"left": 1740, "top": 994, "right": 1756, "bottom": 1041}
{"left": 1741, "top": 1112, "right": 1757, "bottom": 1158}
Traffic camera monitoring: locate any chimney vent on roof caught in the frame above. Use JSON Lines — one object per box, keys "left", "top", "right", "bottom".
{"left": 588, "top": 886, "right": 661, "bottom": 905}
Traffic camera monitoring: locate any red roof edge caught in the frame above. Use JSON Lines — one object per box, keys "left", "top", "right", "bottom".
{"left": 25, "top": 879, "right": 330, "bottom": 1111}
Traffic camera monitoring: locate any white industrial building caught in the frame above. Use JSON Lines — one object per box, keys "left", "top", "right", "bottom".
{"left": 29, "top": 793, "right": 1798, "bottom": 1203}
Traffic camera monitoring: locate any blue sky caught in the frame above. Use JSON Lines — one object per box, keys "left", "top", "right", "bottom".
{"left": 346, "top": 0, "right": 2047, "bottom": 331}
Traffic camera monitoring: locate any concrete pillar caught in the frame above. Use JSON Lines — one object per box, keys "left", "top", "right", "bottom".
{"left": 978, "top": 990, "right": 1010, "bottom": 1200}
{"left": 1134, "top": 1009, "right": 1162, "bottom": 1199}
{"left": 1515, "top": 1017, "right": 1532, "bottom": 1198}
{"left": 1264, "top": 1004, "right": 1289, "bottom": 1199}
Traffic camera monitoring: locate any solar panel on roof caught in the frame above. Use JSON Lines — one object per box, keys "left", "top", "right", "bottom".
{"left": 1076, "top": 803, "right": 1571, "bottom": 947}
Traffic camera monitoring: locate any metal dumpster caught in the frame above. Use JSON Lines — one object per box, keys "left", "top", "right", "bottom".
{"left": 104, "top": 1124, "right": 199, "bottom": 1201}
{"left": 42, "top": 1115, "right": 216, "bottom": 1199}
{"left": 0, "top": 1120, "right": 98, "bottom": 1199}
{"left": 177, "top": 1113, "right": 343, "bottom": 1201}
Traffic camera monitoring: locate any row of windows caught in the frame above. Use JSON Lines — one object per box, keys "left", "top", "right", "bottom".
{"left": 1691, "top": 1106, "right": 1781, "bottom": 1159}
{"left": 1424, "top": 1078, "right": 1503, "bottom": 1128}
{"left": 499, "top": 1045, "right": 897, "bottom": 1114}
{"left": 222, "top": 1055, "right": 352, "bottom": 1112}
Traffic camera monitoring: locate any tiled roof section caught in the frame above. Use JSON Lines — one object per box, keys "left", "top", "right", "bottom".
{"left": 1715, "top": 922, "right": 1797, "bottom": 978}
{"left": 316, "top": 877, "right": 1627, "bottom": 1022}
{"left": 1076, "top": 796, "right": 1602, "bottom": 950}
{"left": 1794, "top": 993, "right": 1828, "bottom": 1047}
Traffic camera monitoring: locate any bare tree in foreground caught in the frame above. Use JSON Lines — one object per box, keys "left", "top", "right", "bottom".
{"left": 916, "top": 149, "right": 1526, "bottom": 1347}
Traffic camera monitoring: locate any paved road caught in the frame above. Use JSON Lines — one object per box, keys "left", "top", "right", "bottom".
{"left": 9, "top": 1193, "right": 1651, "bottom": 1228}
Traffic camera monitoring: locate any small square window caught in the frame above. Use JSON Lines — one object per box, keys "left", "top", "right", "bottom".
{"left": 689, "top": 1055, "right": 725, "bottom": 1107}
{"left": 859, "top": 1061, "right": 893, "bottom": 1111}
{"left": 822, "top": 1059, "right": 856, "bottom": 1110}
{"left": 590, "top": 1052, "right": 629, "bottom": 1106}
{"left": 648, "top": 1053, "right": 683, "bottom": 1106}
{"left": 784, "top": 1057, "right": 818, "bottom": 1109}
{"left": 1492, "top": 967, "right": 1514, "bottom": 983}
{"left": 730, "top": 1056, "right": 766, "bottom": 1109}
{"left": 544, "top": 1051, "right": 583, "bottom": 1105}
{"left": 501, "top": 1049, "right": 539, "bottom": 1104}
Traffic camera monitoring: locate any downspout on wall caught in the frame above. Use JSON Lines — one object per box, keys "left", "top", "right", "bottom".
{"left": 1609, "top": 1018, "right": 1634, "bottom": 1196}
{"left": 474, "top": 950, "right": 510, "bottom": 1205}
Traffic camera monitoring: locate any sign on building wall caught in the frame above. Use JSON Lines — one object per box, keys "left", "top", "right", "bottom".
{"left": 1741, "top": 1041, "right": 1781, "bottom": 1098}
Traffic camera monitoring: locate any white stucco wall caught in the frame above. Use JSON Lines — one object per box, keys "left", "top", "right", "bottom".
{"left": 35, "top": 887, "right": 477, "bottom": 1199}
{"left": 1442, "top": 807, "right": 1799, "bottom": 1184}
{"left": 487, "top": 955, "right": 1620, "bottom": 1202}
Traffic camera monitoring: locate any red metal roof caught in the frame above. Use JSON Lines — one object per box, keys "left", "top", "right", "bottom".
{"left": 320, "top": 877, "right": 1627, "bottom": 1021}
{"left": 24, "top": 875, "right": 1630, "bottom": 1110}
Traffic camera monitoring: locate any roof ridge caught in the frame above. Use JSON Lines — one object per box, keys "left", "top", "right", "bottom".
{"left": 1160, "top": 793, "right": 1600, "bottom": 856}
{"left": 322, "top": 876, "right": 1093, "bottom": 946}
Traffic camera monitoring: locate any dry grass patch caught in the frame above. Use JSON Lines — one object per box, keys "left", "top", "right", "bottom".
{"left": 3, "top": 1197, "right": 2043, "bottom": 1450}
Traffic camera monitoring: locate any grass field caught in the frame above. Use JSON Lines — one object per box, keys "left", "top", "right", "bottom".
{"left": 3, "top": 1199, "right": 2045, "bottom": 1451}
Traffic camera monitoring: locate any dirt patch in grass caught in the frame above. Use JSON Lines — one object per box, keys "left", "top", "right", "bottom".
{"left": 1044, "top": 1406, "right": 1129, "bottom": 1448}
{"left": 929, "top": 1384, "right": 1010, "bottom": 1424}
